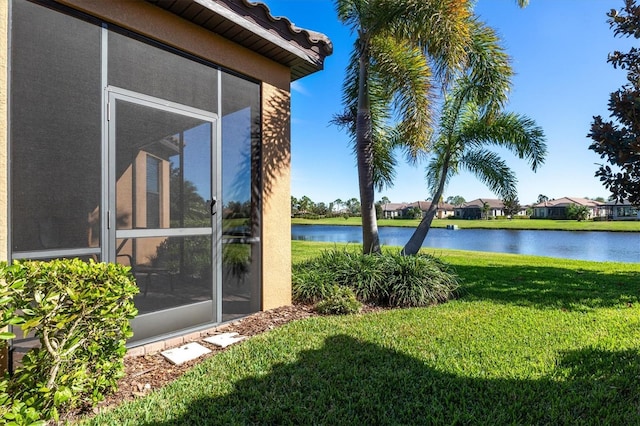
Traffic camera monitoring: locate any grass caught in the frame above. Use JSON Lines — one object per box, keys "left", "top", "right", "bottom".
{"left": 79, "top": 241, "right": 640, "bottom": 425}
{"left": 292, "top": 216, "right": 640, "bottom": 232}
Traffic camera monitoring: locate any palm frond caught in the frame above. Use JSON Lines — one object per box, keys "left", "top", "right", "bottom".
{"left": 394, "top": 0, "right": 473, "bottom": 82}
{"left": 425, "top": 154, "right": 456, "bottom": 197}
{"left": 370, "top": 34, "right": 434, "bottom": 161}
{"left": 459, "top": 112, "right": 547, "bottom": 171}
{"left": 459, "top": 148, "right": 517, "bottom": 198}
{"left": 371, "top": 127, "right": 398, "bottom": 191}
{"left": 332, "top": 44, "right": 398, "bottom": 191}
{"left": 335, "top": 0, "right": 372, "bottom": 33}
{"left": 333, "top": 38, "right": 393, "bottom": 139}
{"left": 464, "top": 19, "right": 513, "bottom": 117}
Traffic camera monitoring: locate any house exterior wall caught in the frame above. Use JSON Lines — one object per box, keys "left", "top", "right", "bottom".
{"left": 437, "top": 209, "right": 455, "bottom": 219}
{"left": 2, "top": 0, "right": 295, "bottom": 350}
{"left": 261, "top": 83, "right": 291, "bottom": 310}
{"left": 611, "top": 205, "right": 640, "bottom": 220}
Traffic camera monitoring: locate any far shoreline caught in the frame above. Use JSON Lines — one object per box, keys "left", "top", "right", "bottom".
{"left": 291, "top": 216, "right": 640, "bottom": 232}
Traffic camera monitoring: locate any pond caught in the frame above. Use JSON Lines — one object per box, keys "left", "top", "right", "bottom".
{"left": 291, "top": 225, "right": 640, "bottom": 263}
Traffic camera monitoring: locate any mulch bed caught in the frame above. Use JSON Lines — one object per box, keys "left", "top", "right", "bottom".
{"left": 109, "top": 304, "right": 320, "bottom": 404}
{"left": 64, "top": 304, "right": 320, "bottom": 421}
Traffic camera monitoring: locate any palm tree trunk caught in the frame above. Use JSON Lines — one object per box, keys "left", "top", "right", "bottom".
{"left": 402, "top": 156, "right": 450, "bottom": 255}
{"left": 356, "top": 37, "right": 380, "bottom": 254}
{"left": 401, "top": 204, "right": 438, "bottom": 256}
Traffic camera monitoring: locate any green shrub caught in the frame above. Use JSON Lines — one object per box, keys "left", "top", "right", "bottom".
{"left": 384, "top": 252, "right": 460, "bottom": 307}
{"left": 315, "top": 285, "right": 362, "bottom": 315}
{"left": 292, "top": 248, "right": 387, "bottom": 304}
{"left": 0, "top": 259, "right": 138, "bottom": 423}
{"left": 292, "top": 248, "right": 459, "bottom": 308}
{"left": 0, "top": 276, "right": 42, "bottom": 425}
{"left": 292, "top": 268, "right": 334, "bottom": 304}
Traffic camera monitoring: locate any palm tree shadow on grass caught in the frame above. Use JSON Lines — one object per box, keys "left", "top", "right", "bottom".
{"left": 140, "top": 335, "right": 640, "bottom": 425}
{"left": 450, "top": 264, "right": 640, "bottom": 311}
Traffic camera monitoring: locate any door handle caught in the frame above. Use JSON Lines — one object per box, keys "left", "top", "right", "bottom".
{"left": 210, "top": 198, "right": 217, "bottom": 216}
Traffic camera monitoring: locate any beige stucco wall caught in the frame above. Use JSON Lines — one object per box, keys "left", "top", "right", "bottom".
{"left": 261, "top": 83, "right": 291, "bottom": 310}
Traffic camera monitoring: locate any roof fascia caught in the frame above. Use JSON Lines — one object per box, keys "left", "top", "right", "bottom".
{"left": 195, "top": 0, "right": 317, "bottom": 65}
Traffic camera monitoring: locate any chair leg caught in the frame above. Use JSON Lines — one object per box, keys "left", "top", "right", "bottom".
{"left": 143, "top": 273, "right": 151, "bottom": 297}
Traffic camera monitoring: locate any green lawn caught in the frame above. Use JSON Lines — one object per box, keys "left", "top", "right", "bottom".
{"left": 80, "top": 242, "right": 640, "bottom": 425}
{"left": 292, "top": 216, "right": 640, "bottom": 232}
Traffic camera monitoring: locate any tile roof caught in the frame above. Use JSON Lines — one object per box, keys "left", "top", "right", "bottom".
{"left": 381, "top": 203, "right": 407, "bottom": 212}
{"left": 533, "top": 197, "right": 603, "bottom": 208}
{"left": 146, "top": 0, "right": 333, "bottom": 80}
{"left": 382, "top": 201, "right": 456, "bottom": 212}
{"left": 460, "top": 198, "right": 504, "bottom": 209}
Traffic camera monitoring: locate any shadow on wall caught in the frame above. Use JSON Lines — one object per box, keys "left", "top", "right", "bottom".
{"left": 129, "top": 334, "right": 640, "bottom": 424}
{"left": 261, "top": 86, "right": 290, "bottom": 204}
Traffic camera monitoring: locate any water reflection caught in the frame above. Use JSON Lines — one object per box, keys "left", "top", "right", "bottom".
{"left": 291, "top": 225, "right": 640, "bottom": 263}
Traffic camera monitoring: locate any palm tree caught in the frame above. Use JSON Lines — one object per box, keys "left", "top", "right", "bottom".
{"left": 334, "top": 0, "right": 531, "bottom": 254}
{"left": 333, "top": 198, "right": 343, "bottom": 213}
{"left": 334, "top": 0, "right": 476, "bottom": 254}
{"left": 298, "top": 195, "right": 314, "bottom": 214}
{"left": 536, "top": 194, "right": 549, "bottom": 204}
{"left": 345, "top": 197, "right": 361, "bottom": 215}
{"left": 401, "top": 77, "right": 547, "bottom": 255}
{"left": 502, "top": 195, "right": 521, "bottom": 219}
{"left": 446, "top": 195, "right": 466, "bottom": 207}
{"left": 481, "top": 202, "right": 491, "bottom": 220}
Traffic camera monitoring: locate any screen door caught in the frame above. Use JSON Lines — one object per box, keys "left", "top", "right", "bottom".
{"left": 107, "top": 89, "right": 219, "bottom": 343}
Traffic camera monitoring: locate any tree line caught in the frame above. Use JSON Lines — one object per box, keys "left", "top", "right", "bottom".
{"left": 291, "top": 196, "right": 362, "bottom": 217}
{"left": 292, "top": 193, "right": 609, "bottom": 221}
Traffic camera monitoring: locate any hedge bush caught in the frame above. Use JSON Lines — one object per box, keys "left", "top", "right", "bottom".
{"left": 292, "top": 248, "right": 460, "bottom": 308}
{"left": 315, "top": 285, "right": 362, "bottom": 315}
{"left": 0, "top": 259, "right": 138, "bottom": 424}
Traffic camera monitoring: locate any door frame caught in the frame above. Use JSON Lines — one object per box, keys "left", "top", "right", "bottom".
{"left": 106, "top": 86, "right": 222, "bottom": 344}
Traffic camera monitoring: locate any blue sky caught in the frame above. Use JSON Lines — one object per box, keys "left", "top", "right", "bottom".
{"left": 264, "top": 0, "right": 635, "bottom": 206}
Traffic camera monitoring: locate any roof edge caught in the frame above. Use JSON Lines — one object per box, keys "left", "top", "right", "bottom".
{"left": 244, "top": 0, "right": 333, "bottom": 56}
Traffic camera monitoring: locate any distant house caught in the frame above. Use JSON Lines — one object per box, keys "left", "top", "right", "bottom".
{"left": 515, "top": 205, "right": 530, "bottom": 217}
{"left": 601, "top": 200, "right": 639, "bottom": 220}
{"left": 425, "top": 202, "right": 455, "bottom": 219}
{"left": 381, "top": 201, "right": 455, "bottom": 219}
{"left": 532, "top": 197, "right": 604, "bottom": 219}
{"left": 455, "top": 198, "right": 505, "bottom": 219}
{"left": 381, "top": 203, "right": 407, "bottom": 219}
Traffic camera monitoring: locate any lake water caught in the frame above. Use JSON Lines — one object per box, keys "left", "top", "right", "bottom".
{"left": 291, "top": 225, "right": 640, "bottom": 263}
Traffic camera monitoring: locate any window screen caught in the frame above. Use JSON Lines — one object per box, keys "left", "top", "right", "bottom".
{"left": 221, "top": 72, "right": 261, "bottom": 321}
{"left": 10, "top": 0, "right": 102, "bottom": 252}
{"left": 108, "top": 31, "right": 217, "bottom": 113}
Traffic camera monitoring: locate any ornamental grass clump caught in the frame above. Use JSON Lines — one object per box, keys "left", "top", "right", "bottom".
{"left": 292, "top": 248, "right": 459, "bottom": 308}
{"left": 384, "top": 252, "right": 460, "bottom": 307}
